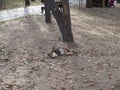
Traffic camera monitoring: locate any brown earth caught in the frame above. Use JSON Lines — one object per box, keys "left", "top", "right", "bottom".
{"left": 0, "top": 4, "right": 120, "bottom": 90}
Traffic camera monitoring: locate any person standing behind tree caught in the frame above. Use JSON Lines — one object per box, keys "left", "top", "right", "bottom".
{"left": 109, "top": 0, "right": 115, "bottom": 7}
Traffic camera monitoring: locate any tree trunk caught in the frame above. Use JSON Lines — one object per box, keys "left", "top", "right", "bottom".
{"left": 44, "top": 0, "right": 51, "bottom": 23}
{"left": 118, "top": 0, "right": 120, "bottom": 3}
{"left": 25, "top": 0, "right": 30, "bottom": 6}
{"left": 45, "top": 0, "right": 74, "bottom": 42}
{"left": 0, "top": 0, "right": 3, "bottom": 8}
{"left": 61, "top": 0, "right": 74, "bottom": 42}
{"left": 86, "top": 0, "right": 93, "bottom": 8}
{"left": 0, "top": 0, "right": 5, "bottom": 9}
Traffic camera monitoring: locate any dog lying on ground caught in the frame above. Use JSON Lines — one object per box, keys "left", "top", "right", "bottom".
{"left": 48, "top": 42, "right": 77, "bottom": 59}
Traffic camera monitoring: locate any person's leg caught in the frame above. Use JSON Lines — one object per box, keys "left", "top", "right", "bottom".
{"left": 113, "top": 0, "right": 115, "bottom": 7}
{"left": 41, "top": 7, "right": 45, "bottom": 13}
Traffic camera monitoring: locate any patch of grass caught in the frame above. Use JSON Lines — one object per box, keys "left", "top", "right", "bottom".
{"left": 0, "top": 0, "right": 41, "bottom": 10}
{"left": 0, "top": 21, "right": 5, "bottom": 25}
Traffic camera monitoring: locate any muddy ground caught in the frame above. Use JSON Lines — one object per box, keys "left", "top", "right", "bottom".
{"left": 0, "top": 4, "right": 120, "bottom": 90}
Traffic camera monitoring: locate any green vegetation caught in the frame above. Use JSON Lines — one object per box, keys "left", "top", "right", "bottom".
{"left": 0, "top": 0, "right": 41, "bottom": 10}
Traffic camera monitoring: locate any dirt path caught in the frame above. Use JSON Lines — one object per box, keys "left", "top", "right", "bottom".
{"left": 0, "top": 4, "right": 120, "bottom": 90}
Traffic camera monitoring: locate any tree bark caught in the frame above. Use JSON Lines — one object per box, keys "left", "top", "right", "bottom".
{"left": 0, "top": 0, "right": 5, "bottom": 9}
{"left": 0, "top": 0, "right": 3, "bottom": 8}
{"left": 86, "top": 0, "right": 93, "bottom": 8}
{"left": 25, "top": 0, "right": 30, "bottom": 6}
{"left": 45, "top": 0, "right": 74, "bottom": 42}
{"left": 44, "top": 0, "right": 51, "bottom": 23}
{"left": 61, "top": 0, "right": 74, "bottom": 42}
